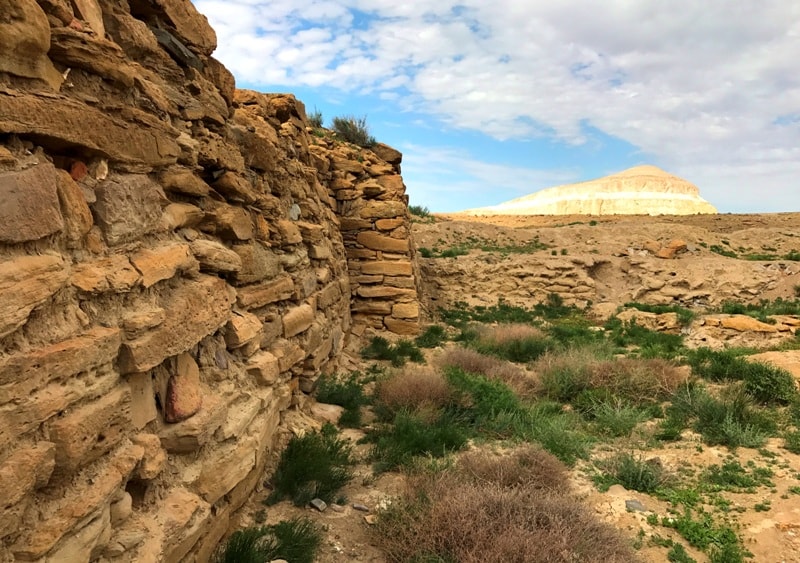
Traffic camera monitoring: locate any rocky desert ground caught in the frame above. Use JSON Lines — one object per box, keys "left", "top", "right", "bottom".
{"left": 226, "top": 210, "right": 800, "bottom": 563}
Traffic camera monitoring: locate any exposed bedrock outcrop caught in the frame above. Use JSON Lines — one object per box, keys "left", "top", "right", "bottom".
{"left": 0, "top": 0, "right": 420, "bottom": 560}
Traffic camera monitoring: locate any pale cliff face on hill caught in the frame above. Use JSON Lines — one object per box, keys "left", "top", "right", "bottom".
{"left": 463, "top": 165, "right": 718, "bottom": 216}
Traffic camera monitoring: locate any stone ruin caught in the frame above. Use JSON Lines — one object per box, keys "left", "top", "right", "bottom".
{"left": 0, "top": 0, "right": 422, "bottom": 560}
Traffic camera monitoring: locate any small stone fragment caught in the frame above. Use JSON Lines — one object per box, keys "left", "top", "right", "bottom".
{"left": 625, "top": 499, "right": 647, "bottom": 512}
{"left": 309, "top": 498, "right": 327, "bottom": 512}
{"left": 352, "top": 503, "right": 370, "bottom": 513}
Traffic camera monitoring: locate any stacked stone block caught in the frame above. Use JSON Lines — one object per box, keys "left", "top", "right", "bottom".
{"left": 0, "top": 0, "right": 418, "bottom": 560}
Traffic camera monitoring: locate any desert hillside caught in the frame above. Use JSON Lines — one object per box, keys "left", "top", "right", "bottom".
{"left": 463, "top": 165, "right": 718, "bottom": 216}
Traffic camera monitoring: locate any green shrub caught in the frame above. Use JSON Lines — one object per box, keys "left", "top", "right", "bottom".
{"left": 595, "top": 452, "right": 668, "bottom": 493}
{"left": 741, "top": 361, "right": 797, "bottom": 405}
{"left": 315, "top": 373, "right": 367, "bottom": 427}
{"left": 700, "top": 460, "right": 773, "bottom": 492}
{"left": 307, "top": 107, "right": 323, "bottom": 129}
{"left": 214, "top": 518, "right": 321, "bottom": 563}
{"left": 415, "top": 325, "right": 447, "bottom": 348}
{"left": 367, "top": 410, "right": 468, "bottom": 472}
{"left": 526, "top": 404, "right": 593, "bottom": 465}
{"left": 473, "top": 335, "right": 552, "bottom": 363}
{"left": 418, "top": 247, "right": 434, "bottom": 258}
{"left": 361, "top": 336, "right": 425, "bottom": 367}
{"left": 667, "top": 543, "right": 697, "bottom": 563}
{"left": 784, "top": 430, "right": 800, "bottom": 454}
{"left": 331, "top": 114, "right": 376, "bottom": 147}
{"left": 606, "top": 319, "right": 685, "bottom": 359}
{"left": 591, "top": 400, "right": 647, "bottom": 437}
{"left": 409, "top": 205, "right": 431, "bottom": 218}
{"left": 267, "top": 424, "right": 355, "bottom": 506}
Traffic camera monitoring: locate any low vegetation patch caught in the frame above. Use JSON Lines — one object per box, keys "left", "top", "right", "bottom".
{"left": 214, "top": 518, "right": 322, "bottom": 563}
{"left": 414, "top": 324, "right": 447, "bottom": 348}
{"left": 361, "top": 336, "right": 424, "bottom": 366}
{"left": 375, "top": 366, "right": 452, "bottom": 416}
{"left": 315, "top": 372, "right": 368, "bottom": 427}
{"left": 438, "top": 346, "right": 537, "bottom": 398}
{"left": 331, "top": 114, "right": 376, "bottom": 147}
{"left": 266, "top": 424, "right": 355, "bottom": 506}
{"left": 594, "top": 452, "right": 670, "bottom": 493}
{"left": 623, "top": 301, "right": 696, "bottom": 326}
{"left": 472, "top": 323, "right": 553, "bottom": 363}
{"left": 372, "top": 447, "right": 637, "bottom": 562}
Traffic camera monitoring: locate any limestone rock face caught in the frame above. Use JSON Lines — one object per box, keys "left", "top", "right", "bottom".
{"left": 464, "top": 165, "right": 717, "bottom": 216}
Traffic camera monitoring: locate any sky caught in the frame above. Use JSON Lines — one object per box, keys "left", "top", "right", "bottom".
{"left": 193, "top": 0, "right": 800, "bottom": 213}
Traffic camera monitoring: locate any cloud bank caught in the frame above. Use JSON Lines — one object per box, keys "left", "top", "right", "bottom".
{"left": 195, "top": 0, "right": 800, "bottom": 212}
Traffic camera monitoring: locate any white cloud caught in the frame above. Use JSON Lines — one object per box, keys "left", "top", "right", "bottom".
{"left": 194, "top": 0, "right": 800, "bottom": 211}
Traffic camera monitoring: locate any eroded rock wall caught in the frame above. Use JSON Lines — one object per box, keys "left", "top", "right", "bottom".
{"left": 0, "top": 0, "right": 419, "bottom": 560}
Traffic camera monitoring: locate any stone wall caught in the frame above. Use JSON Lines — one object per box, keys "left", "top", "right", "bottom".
{"left": 0, "top": 0, "right": 419, "bottom": 561}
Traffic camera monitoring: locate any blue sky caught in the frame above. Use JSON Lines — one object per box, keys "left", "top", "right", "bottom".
{"left": 194, "top": 0, "right": 800, "bottom": 213}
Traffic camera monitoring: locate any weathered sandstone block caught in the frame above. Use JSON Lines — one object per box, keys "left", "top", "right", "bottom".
{"left": 93, "top": 174, "right": 166, "bottom": 245}
{"left": 11, "top": 443, "right": 143, "bottom": 560}
{"left": 71, "top": 255, "right": 141, "bottom": 293}
{"left": 164, "top": 353, "right": 203, "bottom": 423}
{"left": 0, "top": 163, "right": 64, "bottom": 243}
{"left": 0, "top": 442, "right": 55, "bottom": 531}
{"left": 159, "top": 394, "right": 225, "bottom": 453}
{"left": 48, "top": 386, "right": 131, "bottom": 474}
{"left": 236, "top": 276, "right": 294, "bottom": 309}
{"left": 361, "top": 260, "right": 413, "bottom": 276}
{"left": 232, "top": 242, "right": 281, "bottom": 284}
{"left": 356, "top": 231, "right": 409, "bottom": 253}
{"left": 193, "top": 440, "right": 256, "bottom": 504}
{"left": 0, "top": 0, "right": 63, "bottom": 89}
{"left": 357, "top": 285, "right": 416, "bottom": 299}
{"left": 246, "top": 351, "right": 280, "bottom": 385}
{"left": 118, "top": 276, "right": 233, "bottom": 373}
{"left": 359, "top": 200, "right": 406, "bottom": 219}
{"left": 131, "top": 243, "right": 198, "bottom": 288}
{"left": 163, "top": 202, "right": 204, "bottom": 230}
{"left": 392, "top": 302, "right": 420, "bottom": 319}
{"left": 224, "top": 311, "right": 262, "bottom": 348}
{"left": 0, "top": 253, "right": 69, "bottom": 338}
{"left": 190, "top": 239, "right": 243, "bottom": 273}
{"left": 55, "top": 169, "right": 93, "bottom": 243}
{"left": 283, "top": 303, "right": 314, "bottom": 337}
{"left": 0, "top": 91, "right": 180, "bottom": 166}
{"left": 384, "top": 317, "right": 419, "bottom": 335}
{"left": 0, "top": 327, "right": 120, "bottom": 404}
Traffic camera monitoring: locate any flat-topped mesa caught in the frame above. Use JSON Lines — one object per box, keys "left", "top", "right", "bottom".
{"left": 464, "top": 165, "right": 718, "bottom": 216}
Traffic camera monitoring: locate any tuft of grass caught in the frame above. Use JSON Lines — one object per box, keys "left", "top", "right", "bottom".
{"left": 375, "top": 367, "right": 453, "bottom": 417}
{"left": 307, "top": 107, "right": 323, "bottom": 129}
{"left": 266, "top": 424, "right": 355, "bottom": 506}
{"left": 472, "top": 323, "right": 553, "bottom": 363}
{"left": 361, "top": 336, "right": 424, "bottom": 366}
{"left": 367, "top": 410, "right": 469, "bottom": 472}
{"left": 687, "top": 348, "right": 797, "bottom": 404}
{"left": 315, "top": 372, "right": 367, "bottom": 427}
{"left": 214, "top": 518, "right": 322, "bottom": 563}
{"left": 594, "top": 452, "right": 669, "bottom": 493}
{"left": 331, "top": 114, "right": 376, "bottom": 147}
{"left": 605, "top": 318, "right": 685, "bottom": 359}
{"left": 660, "top": 384, "right": 776, "bottom": 449}
{"left": 784, "top": 430, "right": 800, "bottom": 454}
{"left": 591, "top": 399, "right": 648, "bottom": 437}
{"left": 415, "top": 325, "right": 447, "bottom": 348}
{"left": 438, "top": 347, "right": 537, "bottom": 398}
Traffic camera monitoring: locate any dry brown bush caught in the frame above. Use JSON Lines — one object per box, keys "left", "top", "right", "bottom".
{"left": 375, "top": 449, "right": 637, "bottom": 563}
{"left": 456, "top": 445, "right": 568, "bottom": 492}
{"left": 438, "top": 347, "right": 539, "bottom": 398}
{"left": 375, "top": 366, "right": 452, "bottom": 413}
{"left": 590, "top": 358, "right": 689, "bottom": 402}
{"left": 477, "top": 323, "right": 545, "bottom": 344}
